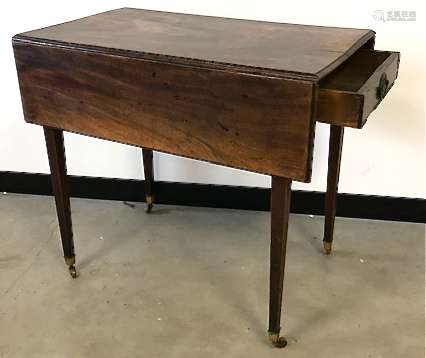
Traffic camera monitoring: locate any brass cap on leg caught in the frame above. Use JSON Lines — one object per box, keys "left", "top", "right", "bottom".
{"left": 145, "top": 195, "right": 154, "bottom": 213}
{"left": 68, "top": 265, "right": 78, "bottom": 279}
{"left": 268, "top": 332, "right": 288, "bottom": 348}
{"left": 323, "top": 241, "right": 332, "bottom": 255}
{"left": 64, "top": 256, "right": 78, "bottom": 278}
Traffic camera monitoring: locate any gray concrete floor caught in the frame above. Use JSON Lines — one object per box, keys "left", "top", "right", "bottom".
{"left": 0, "top": 193, "right": 424, "bottom": 358}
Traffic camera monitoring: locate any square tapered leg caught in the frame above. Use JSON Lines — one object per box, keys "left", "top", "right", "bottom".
{"left": 43, "top": 127, "right": 76, "bottom": 278}
{"left": 142, "top": 148, "right": 154, "bottom": 213}
{"left": 323, "top": 125, "right": 344, "bottom": 254}
{"left": 268, "top": 176, "right": 292, "bottom": 348}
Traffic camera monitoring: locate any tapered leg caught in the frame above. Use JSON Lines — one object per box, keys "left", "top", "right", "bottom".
{"left": 142, "top": 148, "right": 154, "bottom": 213}
{"left": 43, "top": 127, "right": 76, "bottom": 278}
{"left": 268, "top": 176, "right": 292, "bottom": 348}
{"left": 323, "top": 125, "right": 344, "bottom": 255}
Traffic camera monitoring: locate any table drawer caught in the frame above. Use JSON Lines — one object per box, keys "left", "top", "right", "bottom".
{"left": 317, "top": 49, "right": 400, "bottom": 128}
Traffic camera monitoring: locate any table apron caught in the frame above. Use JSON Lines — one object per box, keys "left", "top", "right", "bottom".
{"left": 13, "top": 42, "right": 316, "bottom": 182}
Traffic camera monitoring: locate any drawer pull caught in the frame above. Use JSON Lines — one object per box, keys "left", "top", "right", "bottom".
{"left": 377, "top": 73, "right": 389, "bottom": 101}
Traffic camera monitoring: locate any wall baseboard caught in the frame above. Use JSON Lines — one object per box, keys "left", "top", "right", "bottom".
{"left": 0, "top": 171, "right": 424, "bottom": 223}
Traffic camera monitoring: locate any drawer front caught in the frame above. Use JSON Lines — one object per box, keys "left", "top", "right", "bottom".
{"left": 13, "top": 41, "right": 316, "bottom": 182}
{"left": 317, "top": 50, "right": 400, "bottom": 128}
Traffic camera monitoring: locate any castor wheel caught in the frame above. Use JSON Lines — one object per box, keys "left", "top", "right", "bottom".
{"left": 323, "top": 241, "right": 332, "bottom": 255}
{"left": 268, "top": 332, "right": 288, "bottom": 348}
{"left": 68, "top": 265, "right": 78, "bottom": 278}
{"left": 145, "top": 195, "right": 154, "bottom": 213}
{"left": 64, "top": 256, "right": 78, "bottom": 279}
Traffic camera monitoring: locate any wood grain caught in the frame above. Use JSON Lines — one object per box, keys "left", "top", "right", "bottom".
{"left": 15, "top": 7, "right": 374, "bottom": 80}
{"left": 13, "top": 41, "right": 316, "bottom": 182}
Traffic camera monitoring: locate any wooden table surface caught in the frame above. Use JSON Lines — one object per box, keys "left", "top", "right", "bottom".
{"left": 18, "top": 8, "right": 374, "bottom": 80}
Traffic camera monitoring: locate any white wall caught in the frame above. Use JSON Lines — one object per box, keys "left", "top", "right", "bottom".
{"left": 1, "top": 0, "right": 424, "bottom": 198}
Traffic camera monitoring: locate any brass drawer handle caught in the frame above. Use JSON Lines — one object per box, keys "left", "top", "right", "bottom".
{"left": 377, "top": 73, "right": 389, "bottom": 100}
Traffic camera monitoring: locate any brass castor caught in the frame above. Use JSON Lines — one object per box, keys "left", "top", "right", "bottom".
{"left": 268, "top": 332, "right": 287, "bottom": 348}
{"left": 65, "top": 256, "right": 78, "bottom": 279}
{"left": 145, "top": 195, "right": 154, "bottom": 213}
{"left": 323, "top": 241, "right": 332, "bottom": 255}
{"left": 68, "top": 265, "right": 77, "bottom": 278}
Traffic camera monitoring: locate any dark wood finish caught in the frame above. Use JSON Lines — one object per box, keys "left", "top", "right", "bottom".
{"left": 318, "top": 49, "right": 400, "bottom": 128}
{"left": 13, "top": 42, "right": 316, "bottom": 182}
{"left": 269, "top": 177, "right": 292, "bottom": 335}
{"left": 43, "top": 127, "right": 74, "bottom": 260}
{"left": 142, "top": 148, "right": 154, "bottom": 209}
{"left": 323, "top": 125, "right": 344, "bottom": 249}
{"left": 16, "top": 8, "right": 374, "bottom": 80}
{"left": 142, "top": 149, "right": 154, "bottom": 198}
{"left": 11, "top": 7, "right": 401, "bottom": 346}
